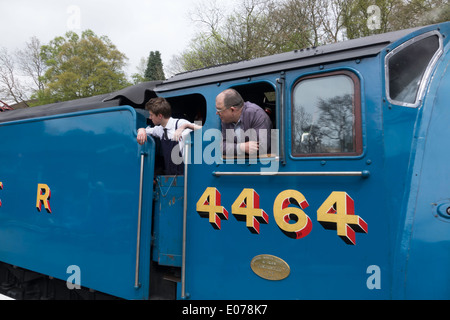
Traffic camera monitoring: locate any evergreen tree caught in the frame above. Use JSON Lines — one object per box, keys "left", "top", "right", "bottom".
{"left": 144, "top": 51, "right": 165, "bottom": 81}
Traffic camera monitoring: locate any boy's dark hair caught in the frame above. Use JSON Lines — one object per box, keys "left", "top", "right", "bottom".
{"left": 145, "top": 97, "right": 172, "bottom": 118}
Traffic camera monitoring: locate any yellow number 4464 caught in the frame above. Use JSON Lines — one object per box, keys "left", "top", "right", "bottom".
{"left": 196, "top": 188, "right": 368, "bottom": 245}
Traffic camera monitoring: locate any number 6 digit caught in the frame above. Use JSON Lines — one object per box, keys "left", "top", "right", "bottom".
{"left": 273, "top": 190, "right": 312, "bottom": 239}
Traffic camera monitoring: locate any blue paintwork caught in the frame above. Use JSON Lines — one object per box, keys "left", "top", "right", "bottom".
{"left": 168, "top": 23, "right": 450, "bottom": 299}
{"left": 390, "top": 31, "right": 450, "bottom": 299}
{"left": 0, "top": 106, "right": 155, "bottom": 300}
{"left": 0, "top": 23, "right": 448, "bottom": 300}
{"left": 152, "top": 176, "right": 184, "bottom": 267}
{"left": 181, "top": 70, "right": 388, "bottom": 299}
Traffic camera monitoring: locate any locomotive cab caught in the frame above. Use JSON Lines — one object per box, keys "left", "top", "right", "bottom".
{"left": 153, "top": 22, "right": 450, "bottom": 300}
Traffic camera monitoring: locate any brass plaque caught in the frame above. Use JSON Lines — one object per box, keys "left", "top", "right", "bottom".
{"left": 251, "top": 254, "right": 290, "bottom": 281}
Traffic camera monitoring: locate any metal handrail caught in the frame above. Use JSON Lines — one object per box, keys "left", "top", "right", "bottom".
{"left": 181, "top": 141, "right": 190, "bottom": 299}
{"left": 213, "top": 170, "right": 370, "bottom": 178}
{"left": 135, "top": 152, "right": 146, "bottom": 289}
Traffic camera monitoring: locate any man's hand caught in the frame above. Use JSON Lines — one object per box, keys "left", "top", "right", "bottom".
{"left": 137, "top": 128, "right": 147, "bottom": 145}
{"left": 239, "top": 141, "right": 259, "bottom": 154}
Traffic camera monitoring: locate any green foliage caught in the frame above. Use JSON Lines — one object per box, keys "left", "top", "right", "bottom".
{"left": 341, "top": 0, "right": 450, "bottom": 39}
{"left": 36, "top": 29, "right": 130, "bottom": 105}
{"left": 173, "top": 0, "right": 449, "bottom": 73}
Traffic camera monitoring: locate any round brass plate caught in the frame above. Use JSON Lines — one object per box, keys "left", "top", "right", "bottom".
{"left": 251, "top": 254, "right": 290, "bottom": 281}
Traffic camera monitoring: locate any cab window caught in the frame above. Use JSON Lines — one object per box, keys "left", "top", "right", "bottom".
{"left": 166, "top": 93, "right": 207, "bottom": 125}
{"left": 291, "top": 71, "right": 362, "bottom": 157}
{"left": 231, "top": 82, "right": 276, "bottom": 128}
{"left": 386, "top": 32, "right": 442, "bottom": 107}
{"left": 225, "top": 82, "right": 277, "bottom": 158}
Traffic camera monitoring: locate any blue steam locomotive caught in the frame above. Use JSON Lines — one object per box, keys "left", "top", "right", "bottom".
{"left": 0, "top": 22, "right": 448, "bottom": 300}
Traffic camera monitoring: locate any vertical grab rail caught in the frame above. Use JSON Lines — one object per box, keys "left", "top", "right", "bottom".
{"left": 135, "top": 152, "right": 146, "bottom": 289}
{"left": 181, "top": 139, "right": 190, "bottom": 299}
{"left": 277, "top": 73, "right": 286, "bottom": 166}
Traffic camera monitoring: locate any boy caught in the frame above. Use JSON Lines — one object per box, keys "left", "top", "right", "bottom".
{"left": 137, "top": 97, "right": 200, "bottom": 175}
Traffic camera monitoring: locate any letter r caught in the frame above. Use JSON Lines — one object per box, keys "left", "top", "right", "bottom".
{"left": 36, "top": 184, "right": 52, "bottom": 213}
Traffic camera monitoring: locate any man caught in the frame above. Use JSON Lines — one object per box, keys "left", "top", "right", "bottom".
{"left": 137, "top": 97, "right": 200, "bottom": 175}
{"left": 216, "top": 89, "right": 272, "bottom": 157}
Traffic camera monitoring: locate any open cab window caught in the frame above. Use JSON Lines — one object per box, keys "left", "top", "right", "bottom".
{"left": 223, "top": 82, "right": 278, "bottom": 160}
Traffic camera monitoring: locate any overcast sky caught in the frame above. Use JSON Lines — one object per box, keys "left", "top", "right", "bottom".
{"left": 0, "top": 0, "right": 211, "bottom": 78}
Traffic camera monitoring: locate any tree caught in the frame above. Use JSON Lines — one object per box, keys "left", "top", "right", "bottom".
{"left": 0, "top": 37, "right": 47, "bottom": 105}
{"left": 37, "top": 30, "right": 130, "bottom": 105}
{"left": 17, "top": 36, "right": 47, "bottom": 93}
{"left": 341, "top": 0, "right": 450, "bottom": 39}
{"left": 131, "top": 57, "right": 149, "bottom": 84}
{"left": 173, "top": 0, "right": 335, "bottom": 71}
{"left": 187, "top": 0, "right": 287, "bottom": 64}
{"left": 144, "top": 51, "right": 165, "bottom": 81}
{"left": 171, "top": 0, "right": 449, "bottom": 73}
{"left": 341, "top": 0, "right": 399, "bottom": 39}
{"left": 0, "top": 48, "right": 27, "bottom": 104}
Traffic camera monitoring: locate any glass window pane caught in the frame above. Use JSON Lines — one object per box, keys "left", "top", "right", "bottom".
{"left": 292, "top": 74, "right": 357, "bottom": 156}
{"left": 388, "top": 35, "right": 440, "bottom": 105}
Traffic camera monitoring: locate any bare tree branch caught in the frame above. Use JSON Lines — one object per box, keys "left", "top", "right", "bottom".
{"left": 0, "top": 48, "right": 28, "bottom": 103}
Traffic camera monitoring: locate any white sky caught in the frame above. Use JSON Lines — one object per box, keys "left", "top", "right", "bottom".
{"left": 0, "top": 0, "right": 210, "bottom": 78}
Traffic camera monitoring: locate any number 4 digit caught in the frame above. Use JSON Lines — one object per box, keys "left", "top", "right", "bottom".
{"left": 196, "top": 187, "right": 229, "bottom": 230}
{"left": 232, "top": 189, "right": 269, "bottom": 234}
{"left": 317, "top": 192, "right": 368, "bottom": 245}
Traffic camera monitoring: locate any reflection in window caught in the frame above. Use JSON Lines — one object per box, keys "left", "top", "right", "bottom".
{"left": 387, "top": 34, "right": 441, "bottom": 106}
{"left": 292, "top": 73, "right": 361, "bottom": 156}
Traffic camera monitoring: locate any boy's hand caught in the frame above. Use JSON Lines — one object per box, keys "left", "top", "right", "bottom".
{"left": 137, "top": 128, "right": 147, "bottom": 145}
{"left": 173, "top": 127, "right": 185, "bottom": 141}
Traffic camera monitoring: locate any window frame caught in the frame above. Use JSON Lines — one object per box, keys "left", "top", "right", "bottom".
{"left": 290, "top": 70, "right": 363, "bottom": 158}
{"left": 384, "top": 30, "right": 443, "bottom": 108}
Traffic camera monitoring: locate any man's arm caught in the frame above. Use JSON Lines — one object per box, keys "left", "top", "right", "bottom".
{"left": 221, "top": 123, "right": 240, "bottom": 156}
{"left": 222, "top": 112, "right": 272, "bottom": 156}
{"left": 239, "top": 107, "right": 272, "bottom": 155}
{"left": 250, "top": 110, "right": 272, "bottom": 155}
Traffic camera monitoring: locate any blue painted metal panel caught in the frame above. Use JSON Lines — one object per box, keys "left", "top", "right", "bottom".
{"left": 153, "top": 176, "right": 184, "bottom": 267}
{"left": 180, "top": 63, "right": 389, "bottom": 299}
{"left": 394, "top": 38, "right": 450, "bottom": 299}
{"left": 0, "top": 106, "right": 154, "bottom": 300}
